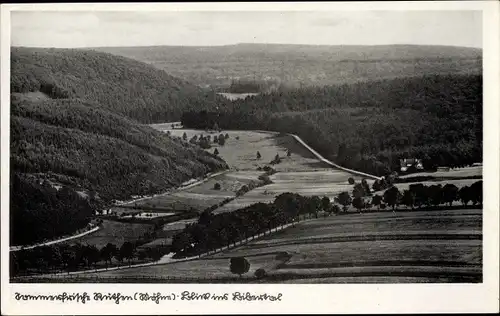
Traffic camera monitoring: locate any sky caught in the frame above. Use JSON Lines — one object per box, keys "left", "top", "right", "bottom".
{"left": 11, "top": 10, "right": 482, "bottom": 48}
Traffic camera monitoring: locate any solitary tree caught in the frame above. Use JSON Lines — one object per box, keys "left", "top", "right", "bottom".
{"left": 272, "top": 153, "right": 281, "bottom": 164}
{"left": 348, "top": 177, "right": 355, "bottom": 185}
{"left": 213, "top": 182, "right": 222, "bottom": 190}
{"left": 287, "top": 150, "right": 291, "bottom": 157}
{"left": 254, "top": 268, "right": 267, "bottom": 279}
{"left": 218, "top": 134, "right": 226, "bottom": 146}
{"left": 230, "top": 257, "right": 250, "bottom": 278}
{"left": 225, "top": 133, "right": 229, "bottom": 139}
{"left": 256, "top": 151, "right": 262, "bottom": 160}
{"left": 214, "top": 148, "right": 219, "bottom": 155}
{"left": 182, "top": 132, "right": 187, "bottom": 141}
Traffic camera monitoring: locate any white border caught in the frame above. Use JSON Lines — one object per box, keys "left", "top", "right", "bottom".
{"left": 1, "top": 2, "right": 499, "bottom": 314}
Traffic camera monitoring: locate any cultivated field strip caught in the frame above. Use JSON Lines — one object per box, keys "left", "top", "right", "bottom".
{"left": 399, "top": 166, "right": 482, "bottom": 179}
{"left": 160, "top": 129, "right": 331, "bottom": 172}
{"left": 68, "top": 208, "right": 483, "bottom": 283}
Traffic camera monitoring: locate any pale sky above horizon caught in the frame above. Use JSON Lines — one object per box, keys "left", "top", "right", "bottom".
{"left": 11, "top": 10, "right": 482, "bottom": 48}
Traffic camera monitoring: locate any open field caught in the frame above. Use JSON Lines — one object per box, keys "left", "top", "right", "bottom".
{"left": 208, "top": 208, "right": 482, "bottom": 282}
{"left": 215, "top": 170, "right": 375, "bottom": 213}
{"left": 62, "top": 220, "right": 154, "bottom": 249}
{"left": 73, "top": 208, "right": 481, "bottom": 283}
{"left": 153, "top": 128, "right": 330, "bottom": 172}
{"left": 389, "top": 178, "right": 480, "bottom": 192}
{"left": 399, "top": 166, "right": 482, "bottom": 179}
{"left": 129, "top": 171, "right": 262, "bottom": 212}
{"left": 217, "top": 92, "right": 259, "bottom": 100}
{"left": 85, "top": 253, "right": 281, "bottom": 279}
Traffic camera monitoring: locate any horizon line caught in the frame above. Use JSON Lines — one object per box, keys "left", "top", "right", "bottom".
{"left": 10, "top": 42, "right": 483, "bottom": 50}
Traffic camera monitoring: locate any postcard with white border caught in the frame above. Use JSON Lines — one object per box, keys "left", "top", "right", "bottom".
{"left": 1, "top": 1, "right": 499, "bottom": 315}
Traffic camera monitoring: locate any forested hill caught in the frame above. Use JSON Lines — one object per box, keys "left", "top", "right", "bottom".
{"left": 10, "top": 48, "right": 229, "bottom": 246}
{"left": 11, "top": 47, "right": 224, "bottom": 123}
{"left": 182, "top": 74, "right": 482, "bottom": 176}
{"left": 93, "top": 44, "right": 482, "bottom": 89}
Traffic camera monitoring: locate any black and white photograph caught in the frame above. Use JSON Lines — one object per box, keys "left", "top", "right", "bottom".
{"left": 1, "top": 1, "right": 499, "bottom": 314}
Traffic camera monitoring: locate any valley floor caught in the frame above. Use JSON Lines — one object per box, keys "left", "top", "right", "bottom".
{"left": 11, "top": 126, "right": 483, "bottom": 283}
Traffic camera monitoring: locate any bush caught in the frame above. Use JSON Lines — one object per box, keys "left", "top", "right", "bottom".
{"left": 263, "top": 166, "right": 277, "bottom": 175}
{"left": 258, "top": 174, "right": 273, "bottom": 185}
{"left": 213, "top": 182, "right": 221, "bottom": 190}
{"left": 348, "top": 177, "right": 355, "bottom": 185}
{"left": 218, "top": 134, "right": 226, "bottom": 146}
{"left": 254, "top": 268, "right": 267, "bottom": 279}
{"left": 275, "top": 251, "right": 292, "bottom": 261}
{"left": 236, "top": 185, "right": 250, "bottom": 196}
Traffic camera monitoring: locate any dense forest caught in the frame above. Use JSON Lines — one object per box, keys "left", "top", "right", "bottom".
{"left": 94, "top": 44, "right": 482, "bottom": 89}
{"left": 10, "top": 48, "right": 229, "bottom": 246}
{"left": 11, "top": 47, "right": 225, "bottom": 123}
{"left": 182, "top": 74, "right": 482, "bottom": 175}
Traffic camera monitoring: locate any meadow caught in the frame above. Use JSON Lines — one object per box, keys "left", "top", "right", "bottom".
{"left": 62, "top": 220, "right": 155, "bottom": 249}
{"left": 73, "top": 208, "right": 481, "bottom": 283}
{"left": 127, "top": 171, "right": 262, "bottom": 213}
{"left": 86, "top": 253, "right": 280, "bottom": 279}
{"left": 157, "top": 128, "right": 329, "bottom": 172}
{"left": 399, "top": 166, "right": 482, "bottom": 179}
{"left": 207, "top": 208, "right": 482, "bottom": 282}
{"left": 215, "top": 170, "right": 374, "bottom": 213}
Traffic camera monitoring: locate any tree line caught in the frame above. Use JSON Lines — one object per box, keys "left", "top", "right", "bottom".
{"left": 171, "top": 193, "right": 337, "bottom": 258}
{"left": 333, "top": 177, "right": 482, "bottom": 212}
{"left": 10, "top": 240, "right": 168, "bottom": 277}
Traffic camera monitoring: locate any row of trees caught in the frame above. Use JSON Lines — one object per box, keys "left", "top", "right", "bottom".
{"left": 171, "top": 193, "right": 335, "bottom": 258}
{"left": 11, "top": 237, "right": 174, "bottom": 277}
{"left": 333, "top": 180, "right": 483, "bottom": 213}
{"left": 172, "top": 179, "right": 483, "bottom": 258}
{"left": 10, "top": 241, "right": 168, "bottom": 277}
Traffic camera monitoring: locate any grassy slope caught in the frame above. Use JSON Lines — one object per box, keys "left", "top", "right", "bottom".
{"left": 93, "top": 44, "right": 482, "bottom": 88}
